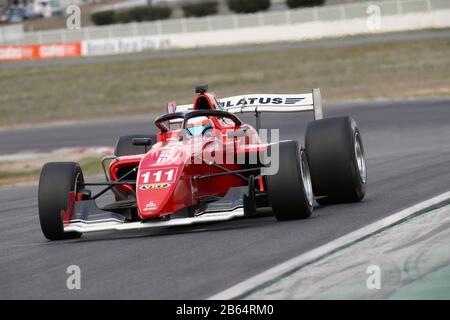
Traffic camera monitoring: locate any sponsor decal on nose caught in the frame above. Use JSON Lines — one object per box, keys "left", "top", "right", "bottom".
{"left": 143, "top": 201, "right": 158, "bottom": 211}
{"left": 139, "top": 183, "right": 171, "bottom": 190}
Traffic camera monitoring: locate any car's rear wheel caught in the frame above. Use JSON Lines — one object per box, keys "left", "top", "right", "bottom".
{"left": 266, "top": 141, "right": 314, "bottom": 221}
{"left": 114, "top": 134, "right": 157, "bottom": 157}
{"left": 305, "top": 116, "right": 366, "bottom": 204}
{"left": 38, "top": 162, "right": 84, "bottom": 240}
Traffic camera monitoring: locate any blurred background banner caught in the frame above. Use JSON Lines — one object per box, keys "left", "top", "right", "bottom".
{"left": 0, "top": 41, "right": 81, "bottom": 61}
{"left": 82, "top": 35, "right": 169, "bottom": 56}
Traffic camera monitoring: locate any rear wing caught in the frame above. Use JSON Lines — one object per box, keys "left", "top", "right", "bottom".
{"left": 221, "top": 88, "right": 323, "bottom": 120}
{"left": 175, "top": 88, "right": 323, "bottom": 120}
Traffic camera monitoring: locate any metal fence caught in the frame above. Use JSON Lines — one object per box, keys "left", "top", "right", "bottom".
{"left": 0, "top": 24, "right": 24, "bottom": 43}
{"left": 2, "top": 0, "right": 450, "bottom": 45}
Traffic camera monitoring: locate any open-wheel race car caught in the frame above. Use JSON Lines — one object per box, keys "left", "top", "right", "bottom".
{"left": 38, "top": 85, "right": 367, "bottom": 240}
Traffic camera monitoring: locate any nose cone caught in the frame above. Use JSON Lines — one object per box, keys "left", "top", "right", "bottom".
{"left": 135, "top": 146, "right": 188, "bottom": 219}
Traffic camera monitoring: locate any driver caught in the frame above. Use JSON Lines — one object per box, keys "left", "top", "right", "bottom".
{"left": 186, "top": 117, "right": 215, "bottom": 137}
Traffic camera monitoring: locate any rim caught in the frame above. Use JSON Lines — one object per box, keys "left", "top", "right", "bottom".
{"left": 354, "top": 132, "right": 367, "bottom": 184}
{"left": 300, "top": 150, "right": 314, "bottom": 207}
{"left": 73, "top": 171, "right": 84, "bottom": 196}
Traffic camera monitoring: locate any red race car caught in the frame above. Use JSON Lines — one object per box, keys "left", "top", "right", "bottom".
{"left": 38, "top": 85, "right": 367, "bottom": 240}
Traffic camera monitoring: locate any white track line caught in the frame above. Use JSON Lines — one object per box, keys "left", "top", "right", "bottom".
{"left": 209, "top": 191, "right": 450, "bottom": 300}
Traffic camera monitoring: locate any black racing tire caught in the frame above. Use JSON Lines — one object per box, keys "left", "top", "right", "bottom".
{"left": 266, "top": 141, "right": 314, "bottom": 221}
{"left": 38, "top": 162, "right": 84, "bottom": 240}
{"left": 114, "top": 134, "right": 157, "bottom": 157}
{"left": 305, "top": 116, "right": 367, "bottom": 204}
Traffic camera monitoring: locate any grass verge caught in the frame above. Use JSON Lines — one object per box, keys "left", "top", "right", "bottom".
{"left": 0, "top": 37, "right": 449, "bottom": 127}
{"left": 0, "top": 156, "right": 103, "bottom": 186}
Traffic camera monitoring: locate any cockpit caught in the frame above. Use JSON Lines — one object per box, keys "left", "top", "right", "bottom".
{"left": 154, "top": 85, "right": 242, "bottom": 142}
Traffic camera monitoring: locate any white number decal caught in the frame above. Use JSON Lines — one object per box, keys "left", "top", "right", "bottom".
{"left": 165, "top": 169, "right": 174, "bottom": 181}
{"left": 141, "top": 169, "right": 176, "bottom": 184}
{"left": 153, "top": 170, "right": 162, "bottom": 182}
{"left": 141, "top": 172, "right": 151, "bottom": 183}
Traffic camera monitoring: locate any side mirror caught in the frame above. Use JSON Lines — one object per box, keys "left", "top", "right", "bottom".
{"left": 132, "top": 138, "right": 152, "bottom": 152}
{"left": 132, "top": 138, "right": 152, "bottom": 146}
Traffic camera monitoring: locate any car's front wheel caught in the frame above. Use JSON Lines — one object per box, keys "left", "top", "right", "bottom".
{"left": 38, "top": 162, "right": 84, "bottom": 240}
{"left": 266, "top": 141, "right": 314, "bottom": 221}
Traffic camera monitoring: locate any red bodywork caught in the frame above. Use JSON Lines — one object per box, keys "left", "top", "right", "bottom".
{"left": 109, "top": 92, "right": 268, "bottom": 220}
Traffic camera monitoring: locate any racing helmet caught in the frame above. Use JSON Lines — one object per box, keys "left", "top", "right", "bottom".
{"left": 186, "top": 117, "right": 214, "bottom": 136}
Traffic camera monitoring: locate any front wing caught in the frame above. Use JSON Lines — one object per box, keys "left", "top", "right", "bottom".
{"left": 64, "top": 188, "right": 247, "bottom": 234}
{"left": 64, "top": 207, "right": 245, "bottom": 233}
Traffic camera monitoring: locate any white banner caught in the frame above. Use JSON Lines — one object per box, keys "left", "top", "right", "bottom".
{"left": 82, "top": 36, "right": 171, "bottom": 56}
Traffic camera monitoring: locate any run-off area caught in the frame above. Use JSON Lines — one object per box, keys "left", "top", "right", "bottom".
{"left": 247, "top": 203, "right": 450, "bottom": 299}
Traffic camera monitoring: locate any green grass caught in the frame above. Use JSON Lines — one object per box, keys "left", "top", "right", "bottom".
{"left": 0, "top": 156, "right": 103, "bottom": 186}
{"left": 1, "top": 37, "right": 449, "bottom": 127}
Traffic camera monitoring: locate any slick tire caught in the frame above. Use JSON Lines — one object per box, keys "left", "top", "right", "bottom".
{"left": 305, "top": 116, "right": 367, "bottom": 204}
{"left": 266, "top": 141, "right": 314, "bottom": 221}
{"left": 38, "top": 162, "right": 84, "bottom": 240}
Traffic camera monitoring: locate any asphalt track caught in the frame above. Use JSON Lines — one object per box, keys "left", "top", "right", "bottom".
{"left": 0, "top": 98, "right": 450, "bottom": 299}
{"left": 1, "top": 29, "right": 449, "bottom": 69}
